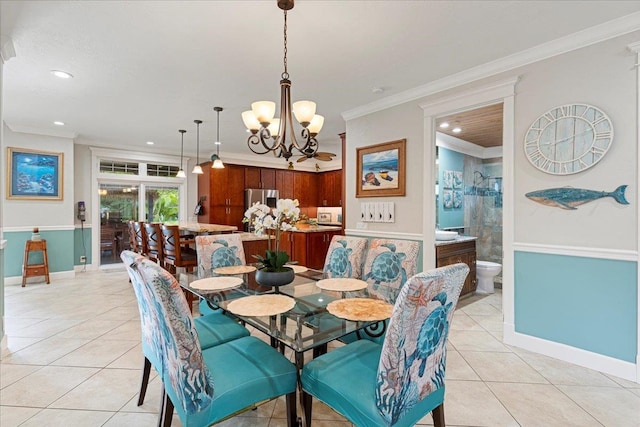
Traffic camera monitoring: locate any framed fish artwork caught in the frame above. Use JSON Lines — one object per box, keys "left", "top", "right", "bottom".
{"left": 7, "top": 147, "right": 64, "bottom": 200}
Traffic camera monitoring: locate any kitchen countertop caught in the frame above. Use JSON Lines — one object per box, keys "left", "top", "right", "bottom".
{"left": 234, "top": 232, "right": 273, "bottom": 241}
{"left": 292, "top": 225, "right": 342, "bottom": 233}
{"left": 434, "top": 236, "right": 477, "bottom": 246}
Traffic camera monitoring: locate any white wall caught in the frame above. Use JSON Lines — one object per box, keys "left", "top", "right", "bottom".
{"left": 514, "top": 33, "right": 638, "bottom": 250}
{"left": 344, "top": 29, "right": 640, "bottom": 380}
{"left": 345, "top": 102, "right": 425, "bottom": 234}
{"left": 3, "top": 127, "right": 75, "bottom": 228}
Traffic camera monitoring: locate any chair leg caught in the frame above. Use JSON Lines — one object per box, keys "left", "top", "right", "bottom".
{"left": 432, "top": 403, "right": 445, "bottom": 427}
{"left": 138, "top": 357, "right": 152, "bottom": 406}
{"left": 285, "top": 391, "right": 297, "bottom": 427}
{"left": 160, "top": 390, "right": 174, "bottom": 427}
{"left": 302, "top": 391, "right": 313, "bottom": 427}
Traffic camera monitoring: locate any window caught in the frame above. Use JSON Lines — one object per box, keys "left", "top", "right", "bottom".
{"left": 100, "top": 161, "right": 139, "bottom": 175}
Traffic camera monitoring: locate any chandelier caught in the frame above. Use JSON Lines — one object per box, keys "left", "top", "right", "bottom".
{"left": 241, "top": 0, "right": 324, "bottom": 161}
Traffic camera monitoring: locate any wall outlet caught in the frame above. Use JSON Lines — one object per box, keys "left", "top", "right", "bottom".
{"left": 80, "top": 255, "right": 86, "bottom": 263}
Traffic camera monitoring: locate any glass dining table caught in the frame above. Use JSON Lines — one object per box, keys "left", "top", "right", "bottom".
{"left": 178, "top": 268, "right": 400, "bottom": 362}
{"left": 179, "top": 267, "right": 400, "bottom": 426}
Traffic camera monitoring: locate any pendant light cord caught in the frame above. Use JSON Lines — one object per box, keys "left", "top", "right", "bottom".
{"left": 282, "top": 10, "right": 288, "bottom": 79}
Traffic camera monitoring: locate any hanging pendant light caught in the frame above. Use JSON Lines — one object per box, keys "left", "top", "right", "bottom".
{"left": 211, "top": 106, "right": 225, "bottom": 169}
{"left": 192, "top": 119, "right": 203, "bottom": 174}
{"left": 176, "top": 129, "right": 187, "bottom": 178}
{"left": 241, "top": 0, "right": 324, "bottom": 163}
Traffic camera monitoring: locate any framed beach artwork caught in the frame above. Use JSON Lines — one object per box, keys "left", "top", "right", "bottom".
{"left": 7, "top": 147, "right": 63, "bottom": 200}
{"left": 356, "top": 139, "right": 406, "bottom": 198}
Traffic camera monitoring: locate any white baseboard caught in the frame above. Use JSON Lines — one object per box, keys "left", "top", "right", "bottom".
{"left": 504, "top": 322, "right": 638, "bottom": 383}
{"left": 5, "top": 270, "right": 76, "bottom": 286}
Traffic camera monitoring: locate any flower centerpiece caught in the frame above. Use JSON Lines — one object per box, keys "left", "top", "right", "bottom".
{"left": 243, "top": 198, "right": 300, "bottom": 288}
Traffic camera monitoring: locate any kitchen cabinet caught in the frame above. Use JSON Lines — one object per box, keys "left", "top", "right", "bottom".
{"left": 276, "top": 170, "right": 295, "bottom": 200}
{"left": 244, "top": 167, "right": 276, "bottom": 189}
{"left": 279, "top": 229, "right": 341, "bottom": 270}
{"left": 202, "top": 163, "right": 245, "bottom": 229}
{"left": 318, "top": 170, "right": 343, "bottom": 207}
{"left": 294, "top": 171, "right": 317, "bottom": 207}
{"left": 435, "top": 239, "right": 477, "bottom": 296}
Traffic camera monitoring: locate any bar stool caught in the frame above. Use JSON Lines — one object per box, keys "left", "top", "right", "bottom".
{"left": 22, "top": 239, "right": 50, "bottom": 287}
{"left": 133, "top": 221, "right": 148, "bottom": 256}
{"left": 144, "top": 222, "right": 164, "bottom": 267}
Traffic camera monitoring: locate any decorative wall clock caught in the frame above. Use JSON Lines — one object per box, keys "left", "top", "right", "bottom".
{"left": 524, "top": 104, "right": 613, "bottom": 175}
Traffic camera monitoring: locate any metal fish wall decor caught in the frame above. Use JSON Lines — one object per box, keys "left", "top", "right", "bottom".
{"left": 525, "top": 185, "right": 629, "bottom": 210}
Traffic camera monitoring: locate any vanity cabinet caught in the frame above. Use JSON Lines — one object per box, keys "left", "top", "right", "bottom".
{"left": 435, "top": 239, "right": 477, "bottom": 296}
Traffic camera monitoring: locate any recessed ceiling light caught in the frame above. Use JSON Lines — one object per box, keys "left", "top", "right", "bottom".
{"left": 452, "top": 127, "right": 462, "bottom": 133}
{"left": 214, "top": 141, "right": 221, "bottom": 145}
{"left": 146, "top": 141, "right": 155, "bottom": 145}
{"left": 53, "top": 121, "right": 65, "bottom": 126}
{"left": 439, "top": 122, "right": 449, "bottom": 129}
{"left": 51, "top": 70, "right": 73, "bottom": 79}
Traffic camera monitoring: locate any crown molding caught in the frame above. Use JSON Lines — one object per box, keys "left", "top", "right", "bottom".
{"left": 0, "top": 35, "right": 16, "bottom": 63}
{"left": 343, "top": 12, "right": 640, "bottom": 121}
{"left": 627, "top": 40, "right": 640, "bottom": 53}
{"left": 6, "top": 123, "right": 77, "bottom": 139}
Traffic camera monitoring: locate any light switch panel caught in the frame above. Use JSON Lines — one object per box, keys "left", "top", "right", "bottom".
{"left": 367, "top": 203, "right": 375, "bottom": 222}
{"left": 360, "top": 203, "right": 366, "bottom": 221}
{"left": 376, "top": 202, "right": 384, "bottom": 222}
{"left": 386, "top": 202, "right": 395, "bottom": 223}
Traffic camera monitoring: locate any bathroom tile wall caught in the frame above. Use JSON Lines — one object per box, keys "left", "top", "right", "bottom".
{"left": 463, "top": 157, "right": 503, "bottom": 285}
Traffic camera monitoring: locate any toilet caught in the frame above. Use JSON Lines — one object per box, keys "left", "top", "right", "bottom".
{"left": 475, "top": 261, "right": 502, "bottom": 294}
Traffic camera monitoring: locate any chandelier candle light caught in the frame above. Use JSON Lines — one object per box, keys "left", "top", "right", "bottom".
{"left": 242, "top": 0, "right": 324, "bottom": 162}
{"left": 211, "top": 106, "right": 225, "bottom": 169}
{"left": 176, "top": 129, "right": 187, "bottom": 178}
{"left": 243, "top": 198, "right": 300, "bottom": 289}
{"left": 192, "top": 119, "right": 203, "bottom": 174}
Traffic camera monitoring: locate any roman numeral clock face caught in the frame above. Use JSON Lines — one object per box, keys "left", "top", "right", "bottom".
{"left": 524, "top": 104, "right": 613, "bottom": 175}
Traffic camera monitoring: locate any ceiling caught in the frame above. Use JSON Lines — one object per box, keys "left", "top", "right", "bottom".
{"left": 436, "top": 104, "right": 504, "bottom": 148}
{"left": 2, "top": 1, "right": 640, "bottom": 167}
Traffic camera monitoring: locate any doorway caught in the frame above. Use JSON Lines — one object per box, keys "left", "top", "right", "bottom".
{"left": 420, "top": 76, "right": 517, "bottom": 338}
{"left": 434, "top": 103, "right": 504, "bottom": 283}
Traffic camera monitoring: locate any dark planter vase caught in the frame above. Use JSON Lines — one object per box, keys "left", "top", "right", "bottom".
{"left": 255, "top": 267, "right": 295, "bottom": 292}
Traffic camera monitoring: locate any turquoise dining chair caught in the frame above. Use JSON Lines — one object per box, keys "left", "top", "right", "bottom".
{"left": 301, "top": 263, "right": 469, "bottom": 427}
{"left": 195, "top": 234, "right": 247, "bottom": 316}
{"left": 341, "top": 238, "right": 420, "bottom": 344}
{"left": 322, "top": 235, "right": 369, "bottom": 279}
{"left": 128, "top": 255, "right": 298, "bottom": 427}
{"left": 120, "top": 251, "right": 249, "bottom": 412}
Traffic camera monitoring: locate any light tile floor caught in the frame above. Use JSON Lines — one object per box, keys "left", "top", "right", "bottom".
{"left": 2, "top": 270, "right": 639, "bottom": 426}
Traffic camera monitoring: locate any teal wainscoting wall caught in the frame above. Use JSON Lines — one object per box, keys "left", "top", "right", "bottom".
{"left": 514, "top": 251, "right": 637, "bottom": 363}
{"left": 74, "top": 225, "right": 92, "bottom": 266}
{"left": 3, "top": 230, "right": 75, "bottom": 277}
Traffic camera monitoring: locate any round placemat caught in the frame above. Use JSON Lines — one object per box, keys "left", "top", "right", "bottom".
{"left": 212, "top": 265, "right": 257, "bottom": 275}
{"left": 289, "top": 265, "right": 308, "bottom": 274}
{"left": 226, "top": 294, "right": 296, "bottom": 317}
{"left": 316, "top": 278, "right": 367, "bottom": 292}
{"left": 326, "top": 298, "right": 393, "bottom": 322}
{"left": 190, "top": 277, "right": 243, "bottom": 291}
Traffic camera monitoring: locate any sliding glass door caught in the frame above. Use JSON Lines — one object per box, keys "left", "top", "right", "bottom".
{"left": 99, "top": 183, "right": 139, "bottom": 265}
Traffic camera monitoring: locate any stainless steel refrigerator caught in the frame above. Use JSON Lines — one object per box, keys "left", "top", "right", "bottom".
{"left": 244, "top": 188, "right": 279, "bottom": 230}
